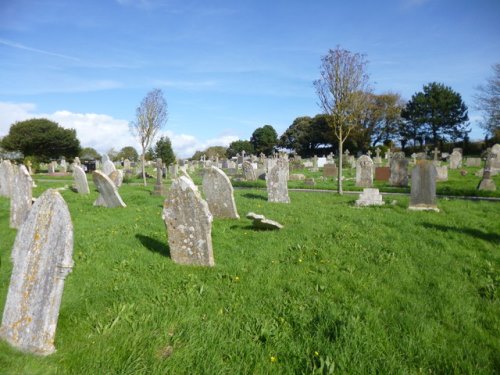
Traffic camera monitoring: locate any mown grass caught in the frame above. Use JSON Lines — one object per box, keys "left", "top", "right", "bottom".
{"left": 0, "top": 176, "right": 499, "bottom": 374}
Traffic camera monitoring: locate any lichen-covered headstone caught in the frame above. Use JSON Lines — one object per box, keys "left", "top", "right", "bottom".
{"left": 449, "top": 150, "right": 462, "bottom": 169}
{"left": 0, "top": 189, "right": 73, "bottom": 355}
{"left": 0, "top": 160, "right": 14, "bottom": 198}
{"left": 355, "top": 155, "right": 373, "bottom": 187}
{"left": 477, "top": 151, "right": 497, "bottom": 191}
{"left": 109, "top": 169, "right": 123, "bottom": 188}
{"left": 266, "top": 158, "right": 290, "bottom": 203}
{"left": 92, "top": 171, "right": 126, "bottom": 208}
{"left": 72, "top": 165, "right": 90, "bottom": 194}
{"left": 435, "top": 165, "right": 448, "bottom": 182}
{"left": 409, "top": 160, "right": 439, "bottom": 212}
{"left": 162, "top": 176, "right": 214, "bottom": 266}
{"left": 242, "top": 161, "right": 256, "bottom": 181}
{"left": 153, "top": 158, "right": 165, "bottom": 196}
{"left": 202, "top": 166, "right": 239, "bottom": 219}
{"left": 10, "top": 165, "right": 33, "bottom": 229}
{"left": 389, "top": 152, "right": 409, "bottom": 187}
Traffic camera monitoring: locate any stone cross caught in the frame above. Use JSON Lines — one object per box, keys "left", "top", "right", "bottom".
{"left": 1, "top": 189, "right": 73, "bottom": 355}
{"left": 375, "top": 148, "right": 381, "bottom": 158}
{"left": 202, "top": 166, "right": 239, "bottom": 218}
{"left": 367, "top": 150, "right": 372, "bottom": 157}
{"left": 432, "top": 148, "right": 440, "bottom": 161}
{"left": 344, "top": 149, "right": 350, "bottom": 156}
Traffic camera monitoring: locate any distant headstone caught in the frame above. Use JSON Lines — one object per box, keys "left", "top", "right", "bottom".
{"left": 10, "top": 165, "right": 33, "bottom": 229}
{"left": 162, "top": 176, "right": 214, "bottom": 266}
{"left": 304, "top": 177, "right": 316, "bottom": 186}
{"left": 323, "top": 163, "right": 337, "bottom": 178}
{"left": 202, "top": 166, "right": 239, "bottom": 219}
{"left": 355, "top": 155, "right": 373, "bottom": 187}
{"left": 0, "top": 160, "right": 14, "bottom": 198}
{"left": 73, "top": 157, "right": 81, "bottom": 166}
{"left": 72, "top": 165, "right": 90, "bottom": 194}
{"left": 153, "top": 158, "right": 165, "bottom": 196}
{"left": 92, "top": 171, "right": 126, "bottom": 208}
{"left": 109, "top": 169, "right": 123, "bottom": 188}
{"left": 435, "top": 165, "right": 448, "bottom": 182}
{"left": 47, "top": 161, "right": 57, "bottom": 175}
{"left": 242, "top": 161, "right": 257, "bottom": 181}
{"left": 0, "top": 189, "right": 73, "bottom": 355}
{"left": 355, "top": 188, "right": 384, "bottom": 207}
{"left": 312, "top": 155, "right": 318, "bottom": 172}
{"left": 289, "top": 173, "right": 306, "bottom": 181}
{"left": 102, "top": 158, "right": 116, "bottom": 176}
{"left": 373, "top": 148, "right": 382, "bottom": 165}
{"left": 389, "top": 152, "right": 409, "bottom": 187}
{"left": 477, "top": 151, "right": 497, "bottom": 191}
{"left": 168, "top": 164, "right": 178, "bottom": 179}
{"left": 266, "top": 158, "right": 290, "bottom": 203}
{"left": 491, "top": 144, "right": 500, "bottom": 168}
{"left": 374, "top": 167, "right": 390, "bottom": 181}
{"left": 409, "top": 160, "right": 439, "bottom": 212}
{"left": 123, "top": 159, "right": 131, "bottom": 170}
{"left": 465, "top": 158, "right": 481, "bottom": 167}
{"left": 449, "top": 150, "right": 462, "bottom": 169}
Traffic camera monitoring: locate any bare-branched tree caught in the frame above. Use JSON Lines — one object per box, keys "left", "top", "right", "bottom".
{"left": 130, "top": 89, "right": 168, "bottom": 186}
{"left": 474, "top": 63, "right": 500, "bottom": 139}
{"left": 314, "top": 47, "right": 370, "bottom": 194}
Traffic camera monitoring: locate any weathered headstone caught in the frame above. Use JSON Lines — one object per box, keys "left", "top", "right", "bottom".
{"left": 449, "top": 150, "right": 462, "bottom": 169}
{"left": 109, "top": 169, "right": 123, "bottom": 188}
{"left": 373, "top": 148, "right": 382, "bottom": 165}
{"left": 162, "top": 176, "right": 214, "bottom": 266}
{"left": 323, "top": 163, "right": 337, "bottom": 178}
{"left": 435, "top": 165, "right": 448, "bottom": 181}
{"left": 389, "top": 152, "right": 409, "bottom": 187}
{"left": 0, "top": 189, "right": 73, "bottom": 355}
{"left": 374, "top": 167, "right": 390, "bottom": 181}
{"left": 355, "top": 155, "right": 373, "bottom": 187}
{"left": 289, "top": 173, "right": 306, "bottom": 181}
{"left": 59, "top": 158, "right": 67, "bottom": 173}
{"left": 355, "top": 188, "right": 384, "bottom": 207}
{"left": 168, "top": 164, "right": 178, "bottom": 179}
{"left": 266, "top": 158, "right": 290, "bottom": 203}
{"left": 312, "top": 155, "right": 318, "bottom": 172}
{"left": 123, "top": 159, "right": 131, "bottom": 170}
{"left": 102, "top": 157, "right": 116, "bottom": 176}
{"left": 466, "top": 157, "right": 481, "bottom": 167}
{"left": 73, "top": 157, "right": 81, "bottom": 166}
{"left": 409, "top": 160, "right": 439, "bottom": 212}
{"left": 0, "top": 160, "right": 14, "bottom": 198}
{"left": 304, "top": 177, "right": 316, "bottom": 186}
{"left": 92, "top": 171, "right": 126, "bottom": 208}
{"left": 47, "top": 161, "right": 57, "bottom": 175}
{"left": 153, "top": 158, "right": 165, "bottom": 196}
{"left": 72, "top": 165, "right": 90, "bottom": 194}
{"left": 491, "top": 144, "right": 500, "bottom": 169}
{"left": 242, "top": 161, "right": 257, "bottom": 181}
{"left": 10, "top": 165, "right": 33, "bottom": 229}
{"left": 477, "top": 150, "right": 497, "bottom": 191}
{"left": 202, "top": 166, "right": 239, "bottom": 219}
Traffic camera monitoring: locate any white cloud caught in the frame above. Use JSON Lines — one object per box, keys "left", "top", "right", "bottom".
{"left": 0, "top": 101, "right": 239, "bottom": 159}
{"left": 0, "top": 38, "right": 80, "bottom": 61}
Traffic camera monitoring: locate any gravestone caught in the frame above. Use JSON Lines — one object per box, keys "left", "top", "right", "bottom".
{"left": 123, "top": 159, "right": 131, "bottom": 170}
{"left": 73, "top": 157, "right": 81, "bottom": 166}
{"left": 435, "top": 165, "right": 448, "bottom": 182}
{"left": 477, "top": 150, "right": 497, "bottom": 191}
{"left": 169, "top": 164, "right": 178, "bottom": 179}
{"left": 491, "top": 144, "right": 500, "bottom": 168}
{"left": 323, "top": 163, "right": 337, "bottom": 178}
{"left": 59, "top": 158, "right": 67, "bottom": 173}
{"left": 304, "top": 177, "right": 316, "bottom": 186}
{"left": 449, "top": 150, "right": 462, "bottom": 169}
{"left": 0, "top": 160, "right": 14, "bottom": 198}
{"left": 355, "top": 188, "right": 384, "bottom": 207}
{"left": 0, "top": 189, "right": 73, "bottom": 355}
{"left": 466, "top": 158, "right": 481, "bottom": 167}
{"left": 242, "top": 161, "right": 256, "bottom": 181}
{"left": 92, "top": 171, "right": 126, "bottom": 208}
{"left": 162, "top": 176, "right": 214, "bottom": 266}
{"left": 375, "top": 167, "right": 390, "bottom": 181}
{"left": 266, "top": 158, "right": 290, "bottom": 203}
{"left": 289, "top": 173, "right": 306, "bottom": 181}
{"left": 109, "top": 170, "right": 123, "bottom": 188}
{"left": 373, "top": 148, "right": 382, "bottom": 165}
{"left": 10, "top": 165, "right": 33, "bottom": 229}
{"left": 102, "top": 157, "right": 116, "bottom": 176}
{"left": 153, "top": 158, "right": 165, "bottom": 196}
{"left": 389, "top": 152, "right": 409, "bottom": 187}
{"left": 47, "top": 161, "right": 57, "bottom": 175}
{"left": 312, "top": 155, "right": 318, "bottom": 172}
{"left": 355, "top": 155, "right": 373, "bottom": 187}
{"left": 409, "top": 160, "right": 439, "bottom": 212}
{"left": 202, "top": 166, "right": 239, "bottom": 219}
{"left": 72, "top": 165, "right": 90, "bottom": 194}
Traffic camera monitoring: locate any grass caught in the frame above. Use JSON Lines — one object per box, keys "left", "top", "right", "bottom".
{"left": 0, "top": 175, "right": 499, "bottom": 374}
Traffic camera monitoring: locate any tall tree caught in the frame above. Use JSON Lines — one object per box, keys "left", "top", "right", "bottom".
{"left": 130, "top": 89, "right": 168, "bottom": 186}
{"left": 279, "top": 115, "right": 332, "bottom": 157}
{"left": 116, "top": 146, "right": 139, "bottom": 161}
{"left": 154, "top": 136, "right": 175, "bottom": 165}
{"left": 250, "top": 125, "right": 278, "bottom": 155}
{"left": 1, "top": 118, "right": 81, "bottom": 162}
{"left": 314, "top": 47, "right": 370, "bottom": 194}
{"left": 226, "top": 140, "right": 254, "bottom": 158}
{"left": 80, "top": 147, "right": 100, "bottom": 160}
{"left": 401, "top": 82, "right": 469, "bottom": 146}
{"left": 474, "top": 63, "right": 500, "bottom": 140}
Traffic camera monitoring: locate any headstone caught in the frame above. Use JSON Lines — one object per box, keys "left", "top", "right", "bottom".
{"left": 168, "top": 164, "right": 178, "bottom": 179}
{"left": 246, "top": 212, "right": 283, "bottom": 230}
{"left": 72, "top": 165, "right": 90, "bottom": 194}
{"left": 466, "top": 158, "right": 481, "bottom": 167}
{"left": 73, "top": 157, "right": 81, "bottom": 166}
{"left": 47, "top": 161, "right": 56, "bottom": 175}
{"left": 265, "top": 158, "right": 277, "bottom": 172}
{"left": 153, "top": 158, "right": 165, "bottom": 196}
{"left": 449, "top": 150, "right": 462, "bottom": 169}
{"left": 373, "top": 148, "right": 382, "bottom": 165}
{"left": 355, "top": 188, "right": 384, "bottom": 207}
{"left": 312, "top": 155, "right": 318, "bottom": 172}
{"left": 477, "top": 151, "right": 497, "bottom": 191}
{"left": 123, "top": 159, "right": 131, "bottom": 170}
{"left": 491, "top": 144, "right": 500, "bottom": 169}
{"left": 289, "top": 173, "right": 306, "bottom": 181}
{"left": 0, "top": 160, "right": 14, "bottom": 197}
{"left": 59, "top": 158, "right": 67, "bottom": 173}
{"left": 435, "top": 166, "right": 448, "bottom": 182}
{"left": 432, "top": 148, "right": 440, "bottom": 162}
{"left": 304, "top": 177, "right": 316, "bottom": 186}
{"left": 409, "top": 160, "right": 439, "bottom": 212}
{"left": 109, "top": 169, "right": 123, "bottom": 188}
{"left": 323, "top": 163, "right": 338, "bottom": 178}
{"left": 0, "top": 189, "right": 73, "bottom": 355}
{"left": 374, "top": 167, "right": 390, "bottom": 181}
{"left": 355, "top": 155, "right": 373, "bottom": 187}
{"left": 242, "top": 161, "right": 257, "bottom": 181}
{"left": 411, "top": 153, "right": 417, "bottom": 164}
{"left": 10, "top": 165, "right": 33, "bottom": 229}
{"left": 162, "top": 176, "right": 214, "bottom": 266}
{"left": 102, "top": 157, "right": 116, "bottom": 176}
{"left": 92, "top": 171, "right": 126, "bottom": 208}
{"left": 202, "top": 166, "right": 239, "bottom": 219}
{"left": 266, "top": 158, "right": 290, "bottom": 203}
{"left": 389, "top": 152, "right": 409, "bottom": 187}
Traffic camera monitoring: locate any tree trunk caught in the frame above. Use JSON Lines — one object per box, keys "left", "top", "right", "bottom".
{"left": 141, "top": 152, "right": 147, "bottom": 186}
{"left": 338, "top": 129, "right": 343, "bottom": 195}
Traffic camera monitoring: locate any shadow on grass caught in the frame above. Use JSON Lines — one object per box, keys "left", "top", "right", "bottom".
{"left": 136, "top": 234, "right": 171, "bottom": 257}
{"left": 230, "top": 224, "right": 281, "bottom": 232}
{"left": 241, "top": 193, "right": 267, "bottom": 201}
{"left": 422, "top": 223, "right": 500, "bottom": 244}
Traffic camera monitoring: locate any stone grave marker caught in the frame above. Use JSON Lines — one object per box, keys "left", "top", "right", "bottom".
{"left": 10, "top": 165, "right": 33, "bottom": 229}
{"left": 102, "top": 157, "right": 116, "bottom": 176}
{"left": 478, "top": 150, "right": 497, "bottom": 191}
{"left": 373, "top": 148, "right": 382, "bottom": 165}
{"left": 355, "top": 155, "right": 373, "bottom": 187}
{"left": 109, "top": 169, "right": 123, "bottom": 188}
{"left": 242, "top": 161, "right": 257, "bottom": 181}
{"left": 92, "top": 171, "right": 126, "bottom": 208}
{"left": 389, "top": 152, "right": 409, "bottom": 187}
{"left": 153, "top": 158, "right": 165, "bottom": 196}
{"left": 0, "top": 189, "right": 73, "bottom": 355}
{"left": 491, "top": 144, "right": 500, "bottom": 168}
{"left": 0, "top": 160, "right": 14, "bottom": 198}
{"left": 355, "top": 188, "right": 384, "bottom": 207}
{"left": 312, "top": 155, "right": 318, "bottom": 172}
{"left": 162, "top": 176, "right": 214, "bottom": 266}
{"left": 304, "top": 177, "right": 316, "bottom": 186}
{"left": 72, "top": 165, "right": 90, "bottom": 194}
{"left": 266, "top": 158, "right": 290, "bottom": 203}
{"left": 409, "top": 160, "right": 439, "bottom": 212}
{"left": 323, "top": 163, "right": 338, "bottom": 178}
{"left": 435, "top": 165, "right": 448, "bottom": 182}
{"left": 47, "top": 161, "right": 57, "bottom": 175}
{"left": 202, "top": 166, "right": 239, "bottom": 219}
{"left": 449, "top": 150, "right": 462, "bottom": 169}
{"left": 375, "top": 167, "right": 390, "bottom": 181}
{"left": 466, "top": 158, "right": 481, "bottom": 167}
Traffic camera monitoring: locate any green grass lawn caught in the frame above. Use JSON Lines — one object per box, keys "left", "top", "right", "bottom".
{"left": 0, "top": 177, "right": 499, "bottom": 374}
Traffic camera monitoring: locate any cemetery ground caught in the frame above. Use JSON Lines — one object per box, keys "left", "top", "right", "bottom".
{"left": 0, "top": 174, "right": 499, "bottom": 374}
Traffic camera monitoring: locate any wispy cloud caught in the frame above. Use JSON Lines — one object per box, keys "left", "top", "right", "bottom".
{"left": 0, "top": 38, "right": 80, "bottom": 62}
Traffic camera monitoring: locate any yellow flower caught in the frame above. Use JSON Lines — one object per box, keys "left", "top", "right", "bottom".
{"left": 314, "top": 351, "right": 319, "bottom": 357}
{"left": 234, "top": 276, "right": 240, "bottom": 282}
{"left": 270, "top": 356, "right": 277, "bottom": 363}
{"left": 298, "top": 258, "right": 303, "bottom": 263}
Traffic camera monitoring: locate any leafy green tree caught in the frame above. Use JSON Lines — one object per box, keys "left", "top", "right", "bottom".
{"left": 250, "top": 125, "right": 278, "bottom": 155}
{"left": 1, "top": 118, "right": 81, "bottom": 162}
{"left": 205, "top": 146, "right": 227, "bottom": 159}
{"left": 154, "top": 136, "right": 175, "bottom": 165}
{"left": 117, "top": 146, "right": 139, "bottom": 161}
{"left": 474, "top": 63, "right": 500, "bottom": 139}
{"left": 279, "top": 115, "right": 333, "bottom": 157}
{"left": 80, "top": 147, "right": 100, "bottom": 160}
{"left": 191, "top": 150, "right": 204, "bottom": 160}
{"left": 226, "top": 140, "right": 254, "bottom": 157}
{"left": 401, "top": 82, "right": 469, "bottom": 146}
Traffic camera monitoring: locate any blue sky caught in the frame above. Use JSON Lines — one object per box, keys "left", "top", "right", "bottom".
{"left": 0, "top": 0, "right": 499, "bottom": 157}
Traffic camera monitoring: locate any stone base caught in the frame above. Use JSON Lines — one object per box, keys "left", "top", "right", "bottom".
{"left": 408, "top": 204, "right": 440, "bottom": 212}
{"left": 355, "top": 188, "right": 384, "bottom": 207}
{"left": 152, "top": 185, "right": 166, "bottom": 196}
{"left": 477, "top": 178, "right": 496, "bottom": 191}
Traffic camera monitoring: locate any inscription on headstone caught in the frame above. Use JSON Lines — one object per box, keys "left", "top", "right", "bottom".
{"left": 409, "top": 160, "right": 439, "bottom": 211}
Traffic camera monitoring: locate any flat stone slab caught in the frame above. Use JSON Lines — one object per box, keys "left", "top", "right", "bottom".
{"left": 246, "top": 212, "right": 283, "bottom": 230}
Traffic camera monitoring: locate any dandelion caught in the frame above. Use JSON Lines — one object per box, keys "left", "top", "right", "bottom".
{"left": 234, "top": 276, "right": 240, "bottom": 282}
{"left": 298, "top": 258, "right": 303, "bottom": 263}
{"left": 270, "top": 356, "right": 277, "bottom": 363}
{"left": 314, "top": 351, "right": 319, "bottom": 357}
